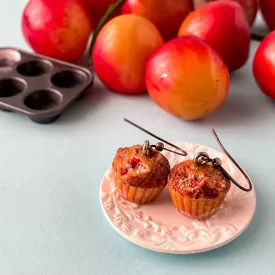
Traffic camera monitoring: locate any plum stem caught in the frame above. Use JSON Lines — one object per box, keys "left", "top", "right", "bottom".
{"left": 88, "top": 0, "right": 127, "bottom": 67}
{"left": 251, "top": 31, "right": 269, "bottom": 42}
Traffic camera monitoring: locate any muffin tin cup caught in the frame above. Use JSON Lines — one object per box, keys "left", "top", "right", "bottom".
{"left": 0, "top": 47, "right": 94, "bottom": 124}
{"left": 0, "top": 48, "right": 22, "bottom": 73}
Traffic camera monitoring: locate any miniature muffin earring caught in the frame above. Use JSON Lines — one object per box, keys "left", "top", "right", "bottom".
{"left": 111, "top": 118, "right": 187, "bottom": 205}
{"left": 168, "top": 129, "right": 253, "bottom": 220}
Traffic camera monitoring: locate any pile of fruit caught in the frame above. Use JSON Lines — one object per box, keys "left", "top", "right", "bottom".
{"left": 21, "top": 0, "right": 275, "bottom": 120}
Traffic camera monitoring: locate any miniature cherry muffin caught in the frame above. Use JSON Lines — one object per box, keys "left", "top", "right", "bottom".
{"left": 168, "top": 160, "right": 231, "bottom": 220}
{"left": 112, "top": 144, "right": 170, "bottom": 204}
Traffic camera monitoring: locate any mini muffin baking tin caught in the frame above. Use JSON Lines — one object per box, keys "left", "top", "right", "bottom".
{"left": 0, "top": 47, "right": 94, "bottom": 124}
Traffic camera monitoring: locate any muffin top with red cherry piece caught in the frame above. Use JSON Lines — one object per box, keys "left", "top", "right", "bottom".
{"left": 168, "top": 160, "right": 231, "bottom": 199}
{"left": 112, "top": 145, "right": 170, "bottom": 188}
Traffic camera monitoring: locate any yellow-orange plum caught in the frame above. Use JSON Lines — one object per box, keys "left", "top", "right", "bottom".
{"left": 145, "top": 36, "right": 230, "bottom": 120}
{"left": 92, "top": 15, "right": 163, "bottom": 94}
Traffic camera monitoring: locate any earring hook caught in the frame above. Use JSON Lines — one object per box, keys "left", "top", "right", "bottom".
{"left": 194, "top": 128, "right": 252, "bottom": 192}
{"left": 123, "top": 118, "right": 187, "bottom": 157}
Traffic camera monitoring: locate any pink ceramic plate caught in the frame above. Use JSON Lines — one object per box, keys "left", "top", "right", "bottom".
{"left": 100, "top": 142, "right": 256, "bottom": 254}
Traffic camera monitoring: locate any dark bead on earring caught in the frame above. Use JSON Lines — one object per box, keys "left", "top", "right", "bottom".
{"left": 155, "top": 142, "right": 164, "bottom": 151}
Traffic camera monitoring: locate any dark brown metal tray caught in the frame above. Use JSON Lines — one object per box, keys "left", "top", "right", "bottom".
{"left": 0, "top": 47, "right": 94, "bottom": 124}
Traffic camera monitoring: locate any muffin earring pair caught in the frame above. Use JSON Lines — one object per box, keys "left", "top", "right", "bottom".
{"left": 112, "top": 118, "right": 253, "bottom": 220}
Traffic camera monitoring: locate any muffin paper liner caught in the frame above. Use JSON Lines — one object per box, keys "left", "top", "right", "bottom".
{"left": 115, "top": 177, "right": 167, "bottom": 204}
{"left": 168, "top": 184, "right": 228, "bottom": 220}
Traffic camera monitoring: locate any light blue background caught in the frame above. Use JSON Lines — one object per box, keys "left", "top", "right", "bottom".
{"left": 1, "top": 1, "right": 273, "bottom": 274}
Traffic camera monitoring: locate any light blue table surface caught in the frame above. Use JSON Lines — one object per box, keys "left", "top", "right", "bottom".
{"left": 1, "top": 1, "right": 274, "bottom": 275}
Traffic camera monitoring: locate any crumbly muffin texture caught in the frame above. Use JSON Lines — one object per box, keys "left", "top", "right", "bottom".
{"left": 168, "top": 160, "right": 231, "bottom": 199}
{"left": 112, "top": 145, "right": 170, "bottom": 188}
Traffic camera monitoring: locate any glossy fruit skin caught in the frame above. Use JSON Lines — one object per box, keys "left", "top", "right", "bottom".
{"left": 178, "top": 0, "right": 250, "bottom": 73}
{"left": 83, "top": 0, "right": 116, "bottom": 26}
{"left": 193, "top": 0, "right": 258, "bottom": 26}
{"left": 253, "top": 31, "right": 275, "bottom": 99}
{"left": 260, "top": 0, "right": 275, "bottom": 30}
{"left": 120, "top": 0, "right": 191, "bottom": 41}
{"left": 145, "top": 36, "right": 229, "bottom": 121}
{"left": 93, "top": 14, "right": 164, "bottom": 94}
{"left": 225, "top": 0, "right": 258, "bottom": 26}
{"left": 22, "top": 0, "right": 92, "bottom": 62}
